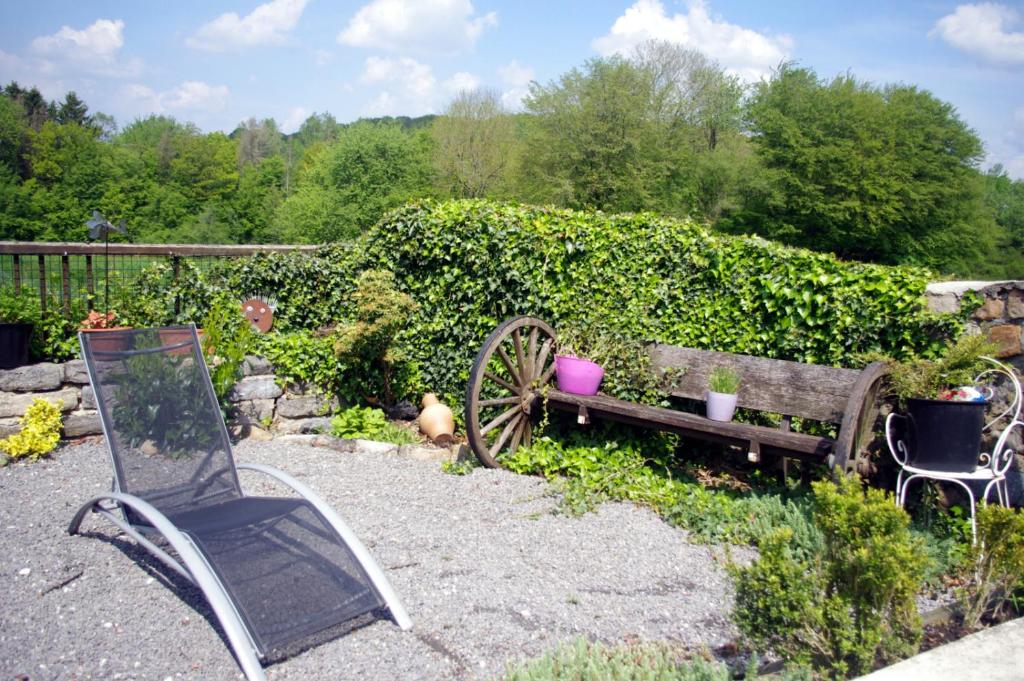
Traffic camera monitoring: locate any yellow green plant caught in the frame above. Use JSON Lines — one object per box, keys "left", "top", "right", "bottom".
{"left": 0, "top": 398, "right": 63, "bottom": 461}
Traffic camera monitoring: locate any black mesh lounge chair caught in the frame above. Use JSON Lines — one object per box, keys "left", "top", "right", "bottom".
{"left": 68, "top": 325, "right": 412, "bottom": 680}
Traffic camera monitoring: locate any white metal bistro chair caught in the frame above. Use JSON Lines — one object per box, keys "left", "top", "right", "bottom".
{"left": 885, "top": 357, "right": 1022, "bottom": 543}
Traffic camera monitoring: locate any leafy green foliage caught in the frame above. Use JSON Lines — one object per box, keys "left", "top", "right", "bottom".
{"left": 503, "top": 637, "right": 760, "bottom": 681}
{"left": 0, "top": 286, "right": 38, "bottom": 323}
{"left": 333, "top": 269, "right": 420, "bottom": 405}
{"left": 330, "top": 406, "right": 418, "bottom": 445}
{"left": 877, "top": 333, "right": 997, "bottom": 402}
{"left": 0, "top": 398, "right": 62, "bottom": 461}
{"left": 731, "top": 476, "right": 928, "bottom": 679}
{"left": 201, "top": 295, "right": 254, "bottom": 405}
{"left": 956, "top": 505, "right": 1024, "bottom": 631}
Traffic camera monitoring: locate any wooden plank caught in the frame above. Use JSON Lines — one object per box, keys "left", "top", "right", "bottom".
{"left": 37, "top": 255, "right": 46, "bottom": 314}
{"left": 649, "top": 344, "right": 860, "bottom": 423}
{"left": 546, "top": 389, "right": 834, "bottom": 458}
{"left": 12, "top": 254, "right": 20, "bottom": 294}
{"left": 61, "top": 254, "right": 70, "bottom": 317}
{"left": 0, "top": 241, "right": 319, "bottom": 257}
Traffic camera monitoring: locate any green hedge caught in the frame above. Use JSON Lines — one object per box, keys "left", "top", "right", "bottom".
{"left": 132, "top": 199, "right": 961, "bottom": 407}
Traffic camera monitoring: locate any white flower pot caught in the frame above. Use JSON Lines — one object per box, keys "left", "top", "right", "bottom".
{"left": 706, "top": 390, "right": 738, "bottom": 422}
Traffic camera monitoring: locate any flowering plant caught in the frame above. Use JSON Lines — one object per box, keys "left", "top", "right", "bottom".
{"left": 80, "top": 310, "right": 118, "bottom": 329}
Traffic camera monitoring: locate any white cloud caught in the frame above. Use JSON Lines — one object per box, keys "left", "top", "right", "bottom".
{"left": 338, "top": 0, "right": 497, "bottom": 55}
{"left": 498, "top": 59, "right": 534, "bottom": 88}
{"left": 187, "top": 0, "right": 309, "bottom": 51}
{"left": 592, "top": 0, "right": 792, "bottom": 82}
{"left": 281, "top": 106, "right": 309, "bottom": 134}
{"left": 122, "top": 80, "right": 230, "bottom": 113}
{"left": 314, "top": 49, "right": 334, "bottom": 66}
{"left": 444, "top": 71, "right": 481, "bottom": 94}
{"left": 361, "top": 55, "right": 436, "bottom": 99}
{"left": 932, "top": 3, "right": 1024, "bottom": 66}
{"left": 29, "top": 18, "right": 141, "bottom": 77}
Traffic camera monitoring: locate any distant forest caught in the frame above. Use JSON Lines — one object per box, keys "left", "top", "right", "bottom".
{"left": 1, "top": 41, "right": 1022, "bottom": 278}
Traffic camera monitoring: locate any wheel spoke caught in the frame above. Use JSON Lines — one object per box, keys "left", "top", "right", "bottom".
{"left": 489, "top": 413, "right": 522, "bottom": 456}
{"left": 481, "top": 405, "right": 520, "bottom": 436}
{"left": 539, "top": 361, "right": 556, "bottom": 387}
{"left": 534, "top": 338, "right": 554, "bottom": 386}
{"left": 495, "top": 345, "right": 521, "bottom": 386}
{"left": 484, "top": 371, "right": 518, "bottom": 394}
{"left": 526, "top": 327, "right": 538, "bottom": 382}
{"left": 512, "top": 328, "right": 526, "bottom": 383}
{"left": 509, "top": 417, "right": 526, "bottom": 454}
{"left": 523, "top": 418, "right": 532, "bottom": 448}
{"left": 478, "top": 395, "right": 521, "bottom": 408}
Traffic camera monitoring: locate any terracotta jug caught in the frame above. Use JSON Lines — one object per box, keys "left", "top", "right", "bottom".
{"left": 419, "top": 393, "right": 455, "bottom": 444}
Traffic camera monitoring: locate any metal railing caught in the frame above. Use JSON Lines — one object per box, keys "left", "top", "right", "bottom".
{"left": 0, "top": 241, "right": 318, "bottom": 318}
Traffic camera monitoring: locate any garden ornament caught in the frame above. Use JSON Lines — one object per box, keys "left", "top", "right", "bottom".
{"left": 240, "top": 294, "right": 277, "bottom": 333}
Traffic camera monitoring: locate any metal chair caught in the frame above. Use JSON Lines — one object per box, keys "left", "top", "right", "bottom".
{"left": 69, "top": 325, "right": 412, "bottom": 680}
{"left": 886, "top": 357, "right": 1022, "bottom": 542}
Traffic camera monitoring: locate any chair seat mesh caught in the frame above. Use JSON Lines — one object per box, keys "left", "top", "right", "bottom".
{"left": 171, "top": 497, "right": 386, "bottom": 661}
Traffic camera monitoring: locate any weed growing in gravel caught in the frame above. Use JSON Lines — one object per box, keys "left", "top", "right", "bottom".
{"left": 330, "top": 406, "right": 418, "bottom": 445}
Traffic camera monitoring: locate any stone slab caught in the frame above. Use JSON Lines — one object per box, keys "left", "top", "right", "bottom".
{"left": 275, "top": 394, "right": 338, "bottom": 419}
{"left": 0, "top": 363, "right": 62, "bottom": 392}
{"left": 227, "top": 376, "right": 283, "bottom": 402}
{"left": 973, "top": 297, "right": 1005, "bottom": 321}
{"left": 0, "top": 417, "right": 20, "bottom": 438}
{"left": 988, "top": 325, "right": 1022, "bottom": 358}
{"left": 0, "top": 388, "right": 80, "bottom": 418}
{"left": 62, "top": 411, "right": 103, "bottom": 438}
{"left": 397, "top": 444, "right": 451, "bottom": 463}
{"left": 1008, "top": 290, "right": 1024, "bottom": 319}
{"left": 232, "top": 399, "right": 275, "bottom": 423}
{"left": 925, "top": 280, "right": 1016, "bottom": 296}
{"left": 274, "top": 416, "right": 333, "bottom": 435}
{"left": 925, "top": 292, "right": 960, "bottom": 314}
{"left": 81, "top": 385, "right": 96, "bottom": 410}
{"left": 241, "top": 355, "right": 274, "bottom": 376}
{"left": 63, "top": 360, "right": 90, "bottom": 384}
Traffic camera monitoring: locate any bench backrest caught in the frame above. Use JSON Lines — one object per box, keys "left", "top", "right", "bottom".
{"left": 649, "top": 344, "right": 861, "bottom": 424}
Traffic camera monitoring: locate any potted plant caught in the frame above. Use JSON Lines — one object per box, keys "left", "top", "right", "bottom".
{"left": 882, "top": 334, "right": 997, "bottom": 472}
{"left": 706, "top": 366, "right": 740, "bottom": 422}
{"left": 555, "top": 322, "right": 606, "bottom": 396}
{"left": 0, "top": 289, "right": 38, "bottom": 369}
{"left": 79, "top": 310, "right": 132, "bottom": 352}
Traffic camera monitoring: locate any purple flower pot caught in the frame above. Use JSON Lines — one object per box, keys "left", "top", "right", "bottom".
{"left": 555, "top": 355, "right": 604, "bottom": 395}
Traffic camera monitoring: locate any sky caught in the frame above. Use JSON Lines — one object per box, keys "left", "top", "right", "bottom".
{"left": 1, "top": 0, "right": 1022, "bottom": 178}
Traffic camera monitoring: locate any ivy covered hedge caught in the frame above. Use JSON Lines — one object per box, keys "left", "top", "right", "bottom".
{"left": 133, "top": 199, "right": 961, "bottom": 407}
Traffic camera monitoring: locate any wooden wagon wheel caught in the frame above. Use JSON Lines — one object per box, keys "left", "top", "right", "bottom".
{"left": 832, "top": 361, "right": 890, "bottom": 478}
{"left": 465, "top": 316, "right": 557, "bottom": 468}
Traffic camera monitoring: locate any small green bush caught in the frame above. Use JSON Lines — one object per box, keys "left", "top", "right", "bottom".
{"left": 731, "top": 476, "right": 928, "bottom": 679}
{"left": 708, "top": 367, "right": 740, "bottom": 394}
{"left": 201, "top": 295, "right": 255, "bottom": 405}
{"left": 0, "top": 398, "right": 63, "bottom": 461}
{"left": 957, "top": 505, "right": 1024, "bottom": 630}
{"left": 330, "top": 406, "right": 418, "bottom": 445}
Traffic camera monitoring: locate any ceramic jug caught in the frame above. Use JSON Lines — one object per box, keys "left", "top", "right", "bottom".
{"left": 419, "top": 393, "right": 455, "bottom": 444}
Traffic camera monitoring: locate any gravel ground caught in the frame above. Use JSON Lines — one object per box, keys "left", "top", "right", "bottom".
{"left": 0, "top": 439, "right": 741, "bottom": 681}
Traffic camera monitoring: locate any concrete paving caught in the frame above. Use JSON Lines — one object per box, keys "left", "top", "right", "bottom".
{"left": 856, "top": 616, "right": 1024, "bottom": 681}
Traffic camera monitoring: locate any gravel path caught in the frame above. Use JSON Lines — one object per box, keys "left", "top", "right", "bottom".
{"left": 0, "top": 439, "right": 740, "bottom": 680}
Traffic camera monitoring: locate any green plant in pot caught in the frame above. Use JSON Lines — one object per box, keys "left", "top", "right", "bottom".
{"left": 882, "top": 334, "right": 998, "bottom": 472}
{"left": 706, "top": 366, "right": 741, "bottom": 422}
{"left": 554, "top": 321, "right": 607, "bottom": 396}
{"left": 0, "top": 289, "right": 38, "bottom": 369}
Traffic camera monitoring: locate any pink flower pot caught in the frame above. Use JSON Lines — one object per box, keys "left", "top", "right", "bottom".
{"left": 555, "top": 355, "right": 604, "bottom": 395}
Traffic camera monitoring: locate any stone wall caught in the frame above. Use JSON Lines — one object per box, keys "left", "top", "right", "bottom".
{"left": 0, "top": 356, "right": 338, "bottom": 440}
{"left": 926, "top": 280, "right": 1024, "bottom": 364}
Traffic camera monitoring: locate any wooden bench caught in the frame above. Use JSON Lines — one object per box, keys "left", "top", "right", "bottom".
{"left": 464, "top": 316, "right": 888, "bottom": 477}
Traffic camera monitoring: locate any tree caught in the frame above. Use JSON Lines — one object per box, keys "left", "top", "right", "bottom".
{"left": 276, "top": 121, "right": 434, "bottom": 242}
{"left": 235, "top": 117, "right": 281, "bottom": 169}
{"left": 735, "top": 64, "right": 988, "bottom": 270}
{"left": 980, "top": 166, "right": 1024, "bottom": 277}
{"left": 0, "top": 95, "right": 27, "bottom": 174}
{"left": 431, "top": 89, "right": 517, "bottom": 198}
{"left": 56, "top": 91, "right": 89, "bottom": 126}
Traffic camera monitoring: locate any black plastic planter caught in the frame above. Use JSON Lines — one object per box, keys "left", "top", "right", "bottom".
{"left": 0, "top": 323, "right": 33, "bottom": 369}
{"left": 904, "top": 397, "right": 987, "bottom": 472}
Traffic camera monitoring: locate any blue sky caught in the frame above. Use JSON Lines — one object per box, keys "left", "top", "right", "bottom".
{"left": 1, "top": 0, "right": 1022, "bottom": 177}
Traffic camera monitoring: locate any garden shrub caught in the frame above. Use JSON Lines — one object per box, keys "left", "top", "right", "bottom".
{"left": 0, "top": 398, "right": 63, "bottom": 461}
{"left": 956, "top": 505, "right": 1024, "bottom": 630}
{"left": 330, "top": 406, "right": 417, "bottom": 445}
{"left": 202, "top": 294, "right": 255, "bottom": 405}
{"left": 731, "top": 476, "right": 928, "bottom": 679}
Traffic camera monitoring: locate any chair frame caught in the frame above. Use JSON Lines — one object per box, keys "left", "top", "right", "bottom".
{"left": 68, "top": 325, "right": 412, "bottom": 681}
{"left": 886, "top": 356, "right": 1022, "bottom": 542}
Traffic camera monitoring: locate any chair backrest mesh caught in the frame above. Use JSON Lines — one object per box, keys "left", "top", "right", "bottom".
{"left": 79, "top": 325, "right": 242, "bottom": 517}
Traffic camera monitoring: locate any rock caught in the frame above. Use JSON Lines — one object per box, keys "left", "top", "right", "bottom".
{"left": 63, "top": 360, "right": 90, "bottom": 384}
{"left": 243, "top": 427, "right": 274, "bottom": 442}
{"left": 1008, "top": 290, "right": 1024, "bottom": 319}
{"left": 274, "top": 417, "right": 333, "bottom": 435}
{"left": 0, "top": 417, "right": 20, "bottom": 437}
{"left": 231, "top": 399, "right": 275, "bottom": 423}
{"left": 0, "top": 388, "right": 80, "bottom": 418}
{"left": 310, "top": 435, "right": 358, "bottom": 453}
{"left": 925, "top": 292, "right": 960, "bottom": 315}
{"left": 62, "top": 411, "right": 103, "bottom": 438}
{"left": 81, "top": 385, "right": 96, "bottom": 410}
{"left": 275, "top": 394, "right": 338, "bottom": 419}
{"left": 0, "top": 363, "right": 63, "bottom": 392}
{"left": 988, "top": 324, "right": 1022, "bottom": 358}
{"left": 351, "top": 439, "right": 399, "bottom": 456}
{"left": 972, "top": 297, "right": 1005, "bottom": 321}
{"left": 227, "top": 377, "right": 282, "bottom": 402}
{"left": 241, "top": 355, "right": 274, "bottom": 376}
{"left": 398, "top": 444, "right": 451, "bottom": 463}
{"left": 275, "top": 434, "right": 319, "bottom": 445}
{"left": 387, "top": 400, "right": 419, "bottom": 421}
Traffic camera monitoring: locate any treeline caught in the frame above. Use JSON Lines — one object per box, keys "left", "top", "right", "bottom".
{"left": 0, "top": 42, "right": 1021, "bottom": 277}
